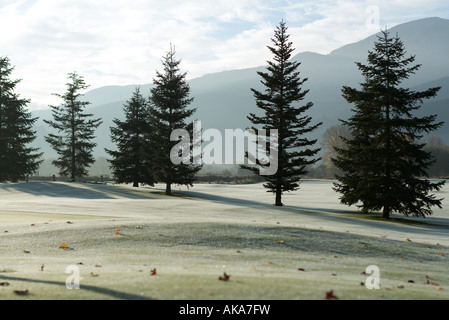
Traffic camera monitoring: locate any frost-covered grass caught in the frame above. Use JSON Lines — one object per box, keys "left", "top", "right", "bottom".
{"left": 0, "top": 181, "right": 448, "bottom": 300}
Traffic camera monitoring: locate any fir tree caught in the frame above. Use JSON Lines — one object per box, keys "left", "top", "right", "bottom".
{"left": 333, "top": 29, "right": 445, "bottom": 219}
{"left": 44, "top": 72, "right": 102, "bottom": 181}
{"left": 244, "top": 21, "right": 322, "bottom": 206}
{"left": 0, "top": 56, "right": 43, "bottom": 182}
{"left": 106, "top": 87, "right": 154, "bottom": 187}
{"left": 148, "top": 45, "right": 201, "bottom": 195}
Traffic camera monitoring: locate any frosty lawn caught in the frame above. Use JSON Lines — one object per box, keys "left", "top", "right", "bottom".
{"left": 0, "top": 181, "right": 448, "bottom": 300}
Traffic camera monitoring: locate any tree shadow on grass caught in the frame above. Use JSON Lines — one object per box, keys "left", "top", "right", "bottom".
{"left": 174, "top": 188, "right": 449, "bottom": 242}
{"left": 0, "top": 182, "right": 159, "bottom": 200}
{"left": 0, "top": 274, "right": 153, "bottom": 300}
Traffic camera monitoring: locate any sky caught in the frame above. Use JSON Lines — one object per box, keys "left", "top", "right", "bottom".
{"left": 1, "top": 0, "right": 449, "bottom": 110}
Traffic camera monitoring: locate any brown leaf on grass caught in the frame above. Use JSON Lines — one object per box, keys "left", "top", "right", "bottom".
{"left": 23, "top": 249, "right": 30, "bottom": 254}
{"left": 325, "top": 290, "right": 338, "bottom": 300}
{"left": 150, "top": 268, "right": 157, "bottom": 276}
{"left": 59, "top": 243, "right": 68, "bottom": 249}
{"left": 0, "top": 282, "right": 9, "bottom": 286}
{"left": 406, "top": 238, "right": 412, "bottom": 242}
{"left": 14, "top": 289, "right": 29, "bottom": 296}
{"left": 218, "top": 272, "right": 230, "bottom": 281}
{"left": 297, "top": 268, "right": 305, "bottom": 271}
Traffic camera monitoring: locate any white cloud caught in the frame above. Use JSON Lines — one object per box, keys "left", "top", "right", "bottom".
{"left": 0, "top": 0, "right": 448, "bottom": 110}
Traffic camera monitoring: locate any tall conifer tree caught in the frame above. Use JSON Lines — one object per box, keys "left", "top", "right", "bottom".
{"left": 245, "top": 21, "right": 322, "bottom": 206}
{"left": 106, "top": 87, "right": 154, "bottom": 187}
{"left": 333, "top": 29, "right": 445, "bottom": 219}
{"left": 45, "top": 72, "right": 102, "bottom": 181}
{"left": 0, "top": 56, "right": 43, "bottom": 181}
{"left": 148, "top": 45, "right": 201, "bottom": 195}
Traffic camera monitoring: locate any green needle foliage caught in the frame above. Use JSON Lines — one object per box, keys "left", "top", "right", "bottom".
{"left": 333, "top": 29, "right": 445, "bottom": 219}
{"left": 245, "top": 21, "right": 322, "bottom": 206}
{"left": 45, "top": 72, "right": 102, "bottom": 181}
{"left": 148, "top": 45, "right": 202, "bottom": 195}
{"left": 0, "top": 56, "right": 43, "bottom": 182}
{"left": 106, "top": 87, "right": 154, "bottom": 187}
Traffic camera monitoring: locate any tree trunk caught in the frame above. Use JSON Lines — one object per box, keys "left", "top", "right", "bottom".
{"left": 382, "top": 206, "right": 390, "bottom": 219}
{"left": 275, "top": 186, "right": 283, "bottom": 206}
{"left": 166, "top": 182, "right": 172, "bottom": 195}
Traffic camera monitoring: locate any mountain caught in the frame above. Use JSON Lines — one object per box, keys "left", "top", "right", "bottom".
{"left": 31, "top": 17, "right": 449, "bottom": 175}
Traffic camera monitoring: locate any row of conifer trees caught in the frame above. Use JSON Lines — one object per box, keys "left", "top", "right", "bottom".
{"left": 0, "top": 21, "right": 445, "bottom": 218}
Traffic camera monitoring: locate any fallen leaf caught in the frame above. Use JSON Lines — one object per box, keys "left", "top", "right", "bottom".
{"left": 406, "top": 238, "right": 412, "bottom": 242}
{"left": 397, "top": 285, "right": 404, "bottom": 289}
{"left": 218, "top": 272, "right": 230, "bottom": 281}
{"left": 407, "top": 280, "right": 415, "bottom": 283}
{"left": 115, "top": 229, "right": 120, "bottom": 234}
{"left": 325, "top": 290, "right": 338, "bottom": 300}
{"left": 150, "top": 268, "right": 157, "bottom": 276}
{"left": 0, "top": 282, "right": 9, "bottom": 286}
{"left": 95, "top": 264, "right": 102, "bottom": 268}
{"left": 90, "top": 272, "right": 99, "bottom": 277}
{"left": 435, "top": 286, "right": 441, "bottom": 291}
{"left": 438, "top": 252, "right": 444, "bottom": 256}
{"left": 267, "top": 261, "right": 273, "bottom": 264}
{"left": 66, "top": 221, "right": 73, "bottom": 224}
{"left": 14, "top": 289, "right": 29, "bottom": 296}
{"left": 23, "top": 249, "right": 30, "bottom": 254}
{"left": 40, "top": 264, "right": 44, "bottom": 272}
{"left": 59, "top": 243, "right": 68, "bottom": 249}
{"left": 278, "top": 240, "right": 284, "bottom": 244}
{"left": 297, "top": 268, "right": 305, "bottom": 271}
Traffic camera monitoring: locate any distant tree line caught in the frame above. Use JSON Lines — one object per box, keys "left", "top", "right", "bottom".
{"left": 0, "top": 22, "right": 446, "bottom": 218}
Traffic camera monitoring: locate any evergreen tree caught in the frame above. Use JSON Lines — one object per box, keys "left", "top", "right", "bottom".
{"left": 333, "top": 29, "right": 445, "bottom": 219}
{"left": 244, "top": 21, "right": 322, "bottom": 206}
{"left": 0, "top": 56, "right": 43, "bottom": 182}
{"left": 106, "top": 87, "right": 154, "bottom": 187}
{"left": 148, "top": 45, "right": 201, "bottom": 195}
{"left": 44, "top": 72, "right": 102, "bottom": 181}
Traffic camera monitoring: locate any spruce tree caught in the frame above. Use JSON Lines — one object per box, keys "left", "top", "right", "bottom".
{"left": 245, "top": 20, "right": 322, "bottom": 206}
{"left": 148, "top": 45, "right": 201, "bottom": 195}
{"left": 0, "top": 56, "right": 43, "bottom": 182}
{"left": 333, "top": 29, "right": 445, "bottom": 219}
{"left": 106, "top": 87, "right": 154, "bottom": 187}
{"left": 44, "top": 72, "right": 102, "bottom": 181}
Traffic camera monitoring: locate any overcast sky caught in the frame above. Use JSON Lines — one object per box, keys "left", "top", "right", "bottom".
{"left": 1, "top": 0, "right": 449, "bottom": 110}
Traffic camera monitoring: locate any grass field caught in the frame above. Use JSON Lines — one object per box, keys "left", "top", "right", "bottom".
{"left": 0, "top": 180, "right": 448, "bottom": 300}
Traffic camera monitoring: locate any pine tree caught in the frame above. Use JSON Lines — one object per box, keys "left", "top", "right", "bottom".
{"left": 333, "top": 29, "right": 445, "bottom": 219}
{"left": 148, "top": 45, "right": 201, "bottom": 195}
{"left": 244, "top": 21, "right": 322, "bottom": 206}
{"left": 106, "top": 87, "right": 154, "bottom": 187}
{"left": 0, "top": 56, "right": 43, "bottom": 182}
{"left": 44, "top": 72, "right": 102, "bottom": 181}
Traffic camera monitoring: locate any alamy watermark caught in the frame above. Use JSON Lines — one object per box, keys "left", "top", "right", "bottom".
{"left": 365, "top": 265, "right": 381, "bottom": 289}
{"left": 366, "top": 5, "right": 380, "bottom": 30}
{"left": 170, "top": 121, "right": 279, "bottom": 175}
{"left": 66, "top": 265, "right": 80, "bottom": 290}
